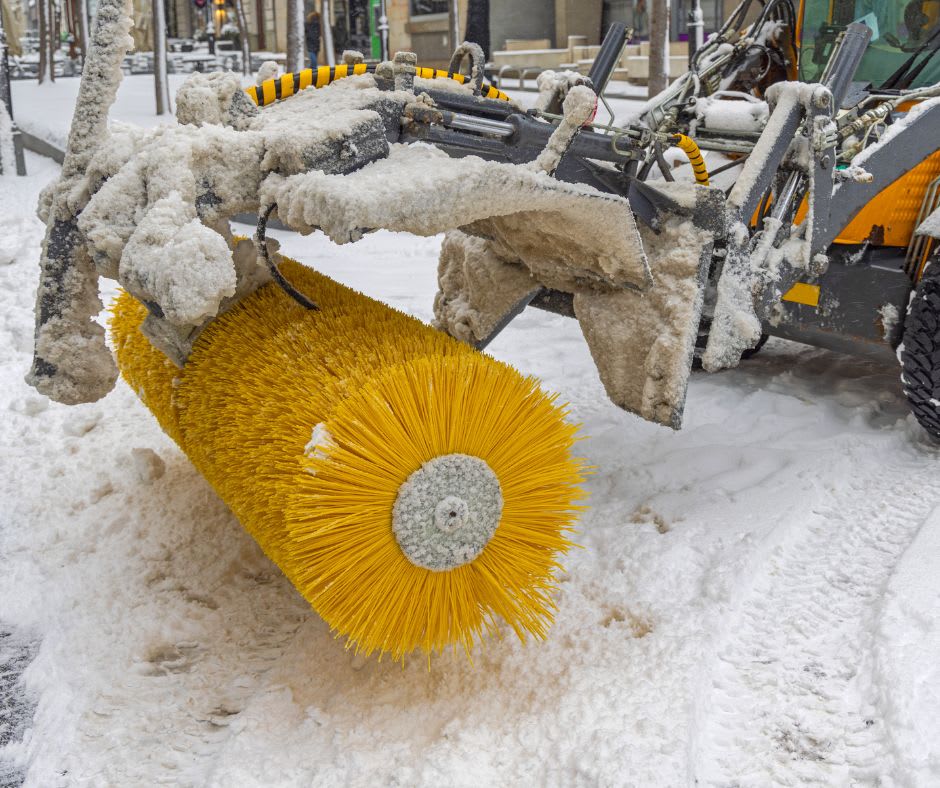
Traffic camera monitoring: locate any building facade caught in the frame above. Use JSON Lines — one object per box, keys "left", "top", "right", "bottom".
{"left": 38, "top": 0, "right": 739, "bottom": 66}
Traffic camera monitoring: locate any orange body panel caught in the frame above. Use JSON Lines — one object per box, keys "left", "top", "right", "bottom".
{"left": 834, "top": 150, "right": 940, "bottom": 246}
{"left": 749, "top": 152, "right": 940, "bottom": 248}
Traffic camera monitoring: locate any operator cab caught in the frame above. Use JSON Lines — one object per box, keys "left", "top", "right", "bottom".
{"left": 800, "top": 0, "right": 940, "bottom": 88}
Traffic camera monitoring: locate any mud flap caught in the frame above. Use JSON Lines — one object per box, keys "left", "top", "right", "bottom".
{"left": 574, "top": 219, "right": 714, "bottom": 429}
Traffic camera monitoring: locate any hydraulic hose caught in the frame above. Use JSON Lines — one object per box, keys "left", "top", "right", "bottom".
{"left": 671, "top": 134, "right": 710, "bottom": 185}
{"left": 246, "top": 64, "right": 511, "bottom": 107}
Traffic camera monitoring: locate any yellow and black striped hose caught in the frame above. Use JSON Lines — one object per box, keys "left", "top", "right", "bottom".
{"left": 245, "top": 63, "right": 511, "bottom": 107}
{"left": 671, "top": 134, "right": 710, "bottom": 186}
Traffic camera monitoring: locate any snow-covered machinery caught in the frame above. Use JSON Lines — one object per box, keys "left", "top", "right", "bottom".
{"left": 24, "top": 0, "right": 940, "bottom": 657}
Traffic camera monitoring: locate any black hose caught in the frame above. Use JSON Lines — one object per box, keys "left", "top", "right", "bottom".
{"left": 638, "top": 153, "right": 658, "bottom": 180}
{"left": 653, "top": 141, "right": 676, "bottom": 182}
{"left": 708, "top": 156, "right": 748, "bottom": 177}
{"left": 256, "top": 204, "right": 319, "bottom": 311}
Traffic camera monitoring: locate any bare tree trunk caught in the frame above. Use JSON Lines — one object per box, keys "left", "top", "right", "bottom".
{"left": 78, "top": 0, "right": 90, "bottom": 62}
{"left": 47, "top": 0, "right": 57, "bottom": 81}
{"left": 232, "top": 0, "right": 251, "bottom": 75}
{"left": 320, "top": 0, "right": 334, "bottom": 66}
{"left": 254, "top": 0, "right": 265, "bottom": 50}
{"left": 153, "top": 0, "right": 169, "bottom": 114}
{"left": 38, "top": 0, "right": 48, "bottom": 83}
{"left": 286, "top": 0, "right": 303, "bottom": 71}
{"left": 37, "top": 0, "right": 57, "bottom": 83}
{"left": 648, "top": 0, "right": 669, "bottom": 97}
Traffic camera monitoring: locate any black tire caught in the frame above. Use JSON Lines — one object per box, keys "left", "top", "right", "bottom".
{"left": 901, "top": 255, "right": 940, "bottom": 440}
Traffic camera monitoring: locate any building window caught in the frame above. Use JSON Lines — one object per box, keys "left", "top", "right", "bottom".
{"left": 410, "top": 0, "right": 448, "bottom": 16}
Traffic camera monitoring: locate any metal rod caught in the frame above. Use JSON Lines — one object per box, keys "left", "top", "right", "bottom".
{"left": 442, "top": 112, "right": 514, "bottom": 137}
{"left": 377, "top": 0, "right": 388, "bottom": 60}
{"left": 688, "top": 0, "right": 704, "bottom": 65}
{"left": 587, "top": 22, "right": 629, "bottom": 96}
{"left": 321, "top": 0, "right": 335, "bottom": 67}
{"left": 448, "top": 0, "right": 459, "bottom": 53}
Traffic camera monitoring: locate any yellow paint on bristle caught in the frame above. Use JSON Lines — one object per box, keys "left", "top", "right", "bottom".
{"left": 110, "top": 259, "right": 586, "bottom": 662}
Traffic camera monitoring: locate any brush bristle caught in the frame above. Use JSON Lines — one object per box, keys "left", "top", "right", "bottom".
{"left": 110, "top": 258, "right": 586, "bottom": 661}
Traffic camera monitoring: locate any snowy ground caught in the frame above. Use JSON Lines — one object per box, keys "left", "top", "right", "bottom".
{"left": 1, "top": 76, "right": 939, "bottom": 787}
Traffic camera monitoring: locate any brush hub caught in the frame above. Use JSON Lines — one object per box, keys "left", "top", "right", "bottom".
{"left": 392, "top": 454, "right": 503, "bottom": 571}
{"left": 434, "top": 496, "right": 470, "bottom": 533}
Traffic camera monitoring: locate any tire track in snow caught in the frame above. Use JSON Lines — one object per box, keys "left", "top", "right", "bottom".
{"left": 690, "top": 452, "right": 938, "bottom": 786}
{"left": 0, "top": 629, "right": 38, "bottom": 788}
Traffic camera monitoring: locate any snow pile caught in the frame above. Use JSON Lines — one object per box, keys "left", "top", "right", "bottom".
{"left": 24, "top": 39, "right": 650, "bottom": 409}
{"left": 695, "top": 92, "right": 769, "bottom": 133}
{"left": 916, "top": 206, "right": 940, "bottom": 238}
{"left": 175, "top": 71, "right": 259, "bottom": 130}
{"left": 119, "top": 192, "right": 236, "bottom": 324}
{"left": 242, "top": 73, "right": 405, "bottom": 175}
{"left": 533, "top": 69, "right": 590, "bottom": 113}
{"left": 434, "top": 229, "right": 537, "bottom": 345}
{"left": 303, "top": 422, "right": 334, "bottom": 463}
{"left": 532, "top": 85, "right": 597, "bottom": 175}
{"left": 256, "top": 61, "right": 280, "bottom": 85}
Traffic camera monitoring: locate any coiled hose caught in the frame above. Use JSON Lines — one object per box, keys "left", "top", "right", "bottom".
{"left": 245, "top": 63, "right": 511, "bottom": 107}
{"left": 671, "top": 134, "right": 710, "bottom": 185}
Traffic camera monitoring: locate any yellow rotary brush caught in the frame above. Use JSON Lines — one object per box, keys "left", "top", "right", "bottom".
{"left": 110, "top": 258, "right": 586, "bottom": 661}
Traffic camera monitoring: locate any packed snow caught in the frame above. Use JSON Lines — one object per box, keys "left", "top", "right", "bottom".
{"left": 917, "top": 205, "right": 940, "bottom": 238}
{"left": 1, "top": 71, "right": 940, "bottom": 788}
{"left": 694, "top": 91, "right": 769, "bottom": 133}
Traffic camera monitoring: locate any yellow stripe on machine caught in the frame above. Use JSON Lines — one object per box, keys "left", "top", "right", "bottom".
{"left": 261, "top": 79, "right": 276, "bottom": 105}
{"left": 782, "top": 282, "right": 820, "bottom": 307}
{"left": 250, "top": 63, "right": 512, "bottom": 107}
{"left": 672, "top": 134, "right": 710, "bottom": 186}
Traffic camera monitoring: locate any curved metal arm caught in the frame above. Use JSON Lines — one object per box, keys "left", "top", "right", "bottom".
{"left": 256, "top": 204, "right": 319, "bottom": 311}
{"left": 447, "top": 41, "right": 485, "bottom": 96}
